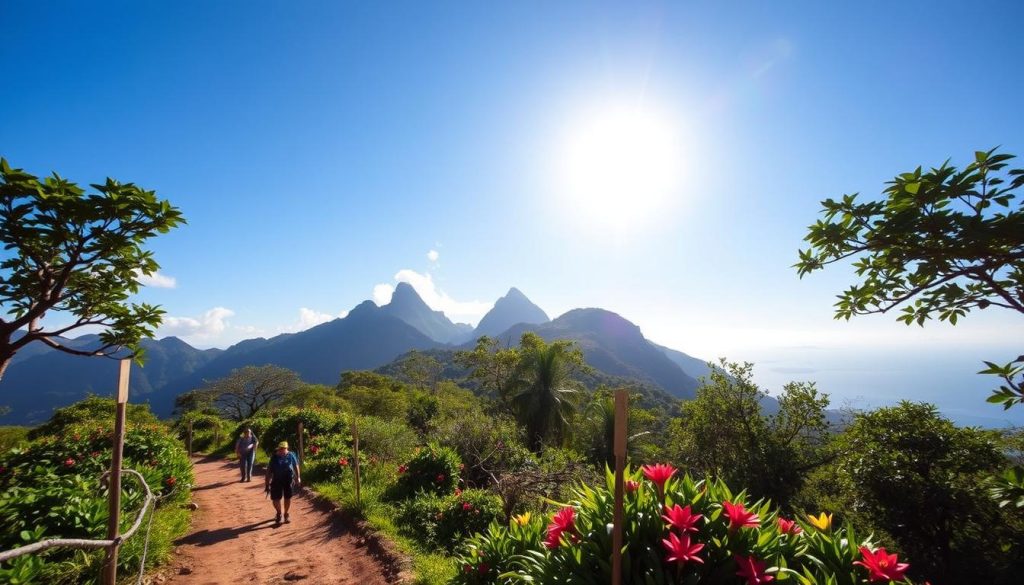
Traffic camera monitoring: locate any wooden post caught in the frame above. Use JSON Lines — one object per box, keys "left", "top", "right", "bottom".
{"left": 611, "top": 389, "right": 628, "bottom": 585}
{"left": 187, "top": 420, "right": 193, "bottom": 457}
{"left": 297, "top": 421, "right": 304, "bottom": 469}
{"left": 352, "top": 415, "right": 361, "bottom": 506}
{"left": 101, "top": 359, "right": 131, "bottom": 585}
{"left": 214, "top": 426, "right": 220, "bottom": 450}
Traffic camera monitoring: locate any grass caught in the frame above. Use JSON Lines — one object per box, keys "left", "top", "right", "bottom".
{"left": 312, "top": 478, "right": 457, "bottom": 585}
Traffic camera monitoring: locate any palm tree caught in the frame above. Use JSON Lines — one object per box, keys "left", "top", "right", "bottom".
{"left": 505, "top": 334, "right": 584, "bottom": 451}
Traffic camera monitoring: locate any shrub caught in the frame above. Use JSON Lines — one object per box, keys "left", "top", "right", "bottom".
{"left": 429, "top": 410, "right": 532, "bottom": 488}
{"left": 398, "top": 488, "right": 503, "bottom": 550}
{"left": 259, "top": 406, "right": 347, "bottom": 456}
{"left": 27, "top": 395, "right": 160, "bottom": 440}
{"left": 354, "top": 415, "right": 418, "bottom": 463}
{"left": 391, "top": 444, "right": 462, "bottom": 499}
{"left": 0, "top": 410, "right": 192, "bottom": 584}
{"left": 453, "top": 464, "right": 928, "bottom": 584}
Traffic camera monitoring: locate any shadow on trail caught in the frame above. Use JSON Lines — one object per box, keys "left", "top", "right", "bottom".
{"left": 175, "top": 519, "right": 277, "bottom": 546}
{"left": 192, "top": 480, "right": 237, "bottom": 492}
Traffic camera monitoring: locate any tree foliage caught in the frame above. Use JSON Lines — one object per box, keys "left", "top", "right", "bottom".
{"left": 808, "top": 402, "right": 1023, "bottom": 583}
{"left": 669, "top": 360, "right": 832, "bottom": 508}
{"left": 506, "top": 333, "right": 587, "bottom": 451}
{"left": 197, "top": 365, "right": 303, "bottom": 421}
{"left": 796, "top": 148, "right": 1024, "bottom": 408}
{"left": 0, "top": 159, "right": 184, "bottom": 379}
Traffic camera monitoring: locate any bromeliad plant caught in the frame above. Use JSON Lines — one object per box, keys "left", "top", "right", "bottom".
{"left": 453, "top": 463, "right": 924, "bottom": 584}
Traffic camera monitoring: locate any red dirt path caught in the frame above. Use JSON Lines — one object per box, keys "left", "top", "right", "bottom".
{"left": 162, "top": 456, "right": 396, "bottom": 585}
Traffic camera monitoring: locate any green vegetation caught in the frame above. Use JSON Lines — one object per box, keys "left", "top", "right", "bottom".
{"left": 0, "top": 159, "right": 184, "bottom": 381}
{"left": 0, "top": 398, "right": 193, "bottom": 584}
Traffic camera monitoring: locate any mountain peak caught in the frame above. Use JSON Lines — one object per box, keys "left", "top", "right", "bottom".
{"left": 389, "top": 282, "right": 429, "bottom": 308}
{"left": 474, "top": 287, "right": 549, "bottom": 338}
{"left": 380, "top": 282, "right": 468, "bottom": 344}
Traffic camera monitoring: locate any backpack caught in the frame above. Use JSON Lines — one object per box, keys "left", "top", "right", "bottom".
{"left": 269, "top": 452, "right": 296, "bottom": 483}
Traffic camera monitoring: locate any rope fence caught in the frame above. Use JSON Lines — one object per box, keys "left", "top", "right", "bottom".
{"left": 0, "top": 468, "right": 154, "bottom": 564}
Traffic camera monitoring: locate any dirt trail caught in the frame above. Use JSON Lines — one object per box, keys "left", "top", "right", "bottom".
{"left": 163, "top": 456, "right": 396, "bottom": 585}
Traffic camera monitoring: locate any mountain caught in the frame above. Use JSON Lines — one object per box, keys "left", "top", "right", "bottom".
{"left": 485, "top": 308, "right": 701, "bottom": 400}
{"left": 473, "top": 287, "right": 549, "bottom": 338}
{"left": 381, "top": 282, "right": 472, "bottom": 344}
{"left": 0, "top": 336, "right": 221, "bottom": 425}
{"left": 651, "top": 342, "right": 717, "bottom": 382}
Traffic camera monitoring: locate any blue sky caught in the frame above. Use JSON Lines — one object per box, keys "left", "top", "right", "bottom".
{"left": 3, "top": 1, "right": 1023, "bottom": 424}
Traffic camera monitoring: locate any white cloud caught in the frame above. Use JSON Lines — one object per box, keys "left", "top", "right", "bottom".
{"left": 392, "top": 269, "right": 491, "bottom": 324}
{"left": 160, "top": 307, "right": 234, "bottom": 339}
{"left": 135, "top": 269, "right": 177, "bottom": 289}
{"left": 373, "top": 283, "right": 395, "bottom": 305}
{"left": 427, "top": 249, "right": 440, "bottom": 262}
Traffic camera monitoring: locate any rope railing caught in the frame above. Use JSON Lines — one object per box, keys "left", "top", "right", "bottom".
{"left": 0, "top": 468, "right": 154, "bottom": 564}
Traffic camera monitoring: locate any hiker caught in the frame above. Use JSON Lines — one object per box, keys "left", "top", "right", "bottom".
{"left": 265, "top": 441, "right": 301, "bottom": 524}
{"left": 235, "top": 428, "right": 258, "bottom": 482}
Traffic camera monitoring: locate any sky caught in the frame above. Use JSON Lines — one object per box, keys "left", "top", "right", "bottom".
{"left": 2, "top": 1, "right": 1023, "bottom": 425}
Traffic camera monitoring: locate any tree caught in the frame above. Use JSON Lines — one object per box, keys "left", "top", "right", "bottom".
{"left": 795, "top": 148, "right": 1023, "bottom": 407}
{"left": 506, "top": 332, "right": 587, "bottom": 451}
{"left": 397, "top": 350, "right": 443, "bottom": 392}
{"left": 0, "top": 159, "right": 185, "bottom": 380}
{"left": 198, "top": 365, "right": 303, "bottom": 421}
{"left": 808, "top": 402, "right": 1023, "bottom": 584}
{"left": 668, "top": 360, "right": 832, "bottom": 508}
{"left": 454, "top": 335, "right": 520, "bottom": 399}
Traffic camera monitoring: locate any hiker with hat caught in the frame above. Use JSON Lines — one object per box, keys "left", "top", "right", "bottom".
{"left": 265, "top": 440, "right": 301, "bottom": 524}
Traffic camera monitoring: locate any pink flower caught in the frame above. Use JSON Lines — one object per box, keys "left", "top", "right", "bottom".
{"left": 63, "top": 458, "right": 75, "bottom": 467}
{"left": 777, "top": 516, "right": 802, "bottom": 535}
{"left": 662, "top": 504, "right": 702, "bottom": 534}
{"left": 543, "top": 526, "right": 563, "bottom": 549}
{"left": 735, "top": 555, "right": 774, "bottom": 585}
{"left": 722, "top": 501, "right": 760, "bottom": 532}
{"left": 544, "top": 507, "right": 577, "bottom": 549}
{"left": 625, "top": 480, "right": 640, "bottom": 492}
{"left": 854, "top": 547, "right": 909, "bottom": 583}
{"left": 309, "top": 445, "right": 320, "bottom": 455}
{"left": 462, "top": 502, "right": 473, "bottom": 511}
{"left": 641, "top": 463, "right": 677, "bottom": 489}
{"left": 662, "top": 532, "right": 705, "bottom": 567}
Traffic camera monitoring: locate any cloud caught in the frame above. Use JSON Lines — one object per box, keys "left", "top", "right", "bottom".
{"left": 427, "top": 249, "right": 440, "bottom": 262}
{"left": 373, "top": 284, "right": 395, "bottom": 305}
{"left": 391, "top": 269, "right": 491, "bottom": 324}
{"left": 135, "top": 269, "right": 177, "bottom": 288}
{"left": 160, "top": 307, "right": 234, "bottom": 339}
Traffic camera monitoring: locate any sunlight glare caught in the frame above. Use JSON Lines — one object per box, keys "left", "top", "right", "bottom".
{"left": 559, "top": 102, "right": 684, "bottom": 229}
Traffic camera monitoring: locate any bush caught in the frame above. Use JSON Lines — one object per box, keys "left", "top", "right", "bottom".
{"left": 453, "top": 464, "right": 928, "bottom": 584}
{"left": 398, "top": 488, "right": 503, "bottom": 550}
{"left": 0, "top": 406, "right": 192, "bottom": 584}
{"left": 391, "top": 444, "right": 462, "bottom": 500}
{"left": 354, "top": 415, "right": 418, "bottom": 463}
{"left": 0, "top": 426, "right": 28, "bottom": 452}
{"left": 429, "top": 410, "right": 532, "bottom": 488}
{"left": 173, "top": 411, "right": 232, "bottom": 453}
{"left": 259, "top": 406, "right": 347, "bottom": 456}
{"left": 27, "top": 395, "right": 160, "bottom": 440}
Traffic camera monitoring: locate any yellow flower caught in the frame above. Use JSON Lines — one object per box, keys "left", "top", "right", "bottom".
{"left": 807, "top": 512, "right": 833, "bottom": 531}
{"left": 512, "top": 512, "right": 532, "bottom": 526}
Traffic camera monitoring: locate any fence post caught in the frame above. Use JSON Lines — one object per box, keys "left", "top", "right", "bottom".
{"left": 352, "top": 415, "right": 361, "bottom": 506}
{"left": 187, "top": 420, "right": 193, "bottom": 458}
{"left": 101, "top": 359, "right": 131, "bottom": 585}
{"left": 297, "top": 421, "right": 304, "bottom": 469}
{"left": 611, "top": 389, "right": 628, "bottom": 585}
{"left": 214, "top": 426, "right": 220, "bottom": 450}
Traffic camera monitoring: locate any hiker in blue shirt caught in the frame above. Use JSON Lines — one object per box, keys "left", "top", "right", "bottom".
{"left": 234, "top": 428, "right": 258, "bottom": 482}
{"left": 265, "top": 441, "right": 301, "bottom": 524}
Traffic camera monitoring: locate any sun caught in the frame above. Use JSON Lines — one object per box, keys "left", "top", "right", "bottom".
{"left": 558, "top": 102, "right": 684, "bottom": 229}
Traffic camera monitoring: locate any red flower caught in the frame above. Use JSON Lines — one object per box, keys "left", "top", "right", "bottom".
{"left": 478, "top": 563, "right": 489, "bottom": 574}
{"left": 462, "top": 502, "right": 473, "bottom": 511}
{"left": 463, "top": 565, "right": 472, "bottom": 573}
{"left": 662, "top": 504, "right": 702, "bottom": 534}
{"left": 641, "top": 463, "right": 676, "bottom": 488}
{"left": 625, "top": 480, "right": 640, "bottom": 492}
{"left": 165, "top": 476, "right": 177, "bottom": 487}
{"left": 310, "top": 445, "right": 320, "bottom": 455}
{"left": 550, "top": 507, "right": 576, "bottom": 532}
{"left": 436, "top": 473, "right": 446, "bottom": 483}
{"left": 735, "top": 555, "right": 774, "bottom": 585}
{"left": 661, "top": 532, "right": 705, "bottom": 567}
{"left": 544, "top": 507, "right": 577, "bottom": 549}
{"left": 339, "top": 457, "right": 349, "bottom": 466}
{"left": 777, "top": 516, "right": 802, "bottom": 535}
{"left": 854, "top": 547, "right": 909, "bottom": 583}
{"left": 90, "top": 451, "right": 101, "bottom": 458}
{"left": 63, "top": 458, "right": 75, "bottom": 467}
{"left": 455, "top": 488, "right": 462, "bottom": 497}
{"left": 722, "top": 501, "right": 760, "bottom": 531}
{"left": 398, "top": 464, "right": 407, "bottom": 474}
